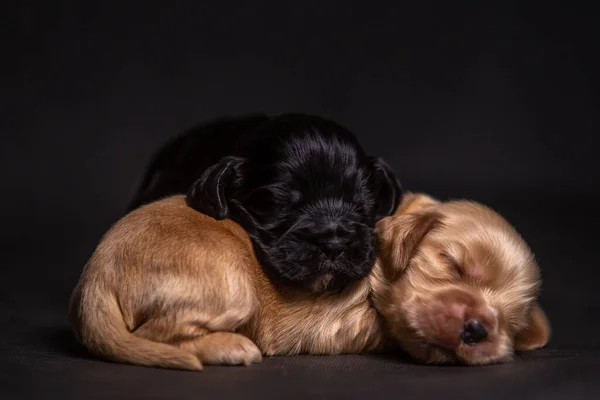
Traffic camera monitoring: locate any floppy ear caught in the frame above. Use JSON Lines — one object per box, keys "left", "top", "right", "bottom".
{"left": 514, "top": 302, "right": 551, "bottom": 351}
{"left": 186, "top": 156, "right": 246, "bottom": 220}
{"left": 369, "top": 157, "right": 403, "bottom": 221}
{"left": 376, "top": 209, "right": 440, "bottom": 281}
{"left": 395, "top": 192, "right": 440, "bottom": 215}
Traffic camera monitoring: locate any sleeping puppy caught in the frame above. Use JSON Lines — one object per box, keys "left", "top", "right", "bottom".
{"left": 69, "top": 193, "right": 550, "bottom": 370}
{"left": 127, "top": 113, "right": 402, "bottom": 293}
{"left": 372, "top": 193, "right": 551, "bottom": 364}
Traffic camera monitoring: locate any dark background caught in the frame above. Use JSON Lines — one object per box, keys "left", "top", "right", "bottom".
{"left": 2, "top": 1, "right": 599, "bottom": 399}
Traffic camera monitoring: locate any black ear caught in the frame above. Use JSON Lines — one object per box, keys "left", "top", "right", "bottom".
{"left": 369, "top": 157, "right": 403, "bottom": 221}
{"left": 186, "top": 156, "right": 246, "bottom": 220}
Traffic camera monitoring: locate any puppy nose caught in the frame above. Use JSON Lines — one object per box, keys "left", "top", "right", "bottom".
{"left": 320, "top": 241, "right": 346, "bottom": 260}
{"left": 461, "top": 320, "right": 488, "bottom": 345}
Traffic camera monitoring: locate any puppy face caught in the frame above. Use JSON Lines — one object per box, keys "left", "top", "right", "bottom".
{"left": 188, "top": 114, "right": 402, "bottom": 292}
{"left": 375, "top": 194, "right": 551, "bottom": 365}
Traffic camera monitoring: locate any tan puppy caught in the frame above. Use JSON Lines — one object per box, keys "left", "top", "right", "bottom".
{"left": 68, "top": 194, "right": 550, "bottom": 370}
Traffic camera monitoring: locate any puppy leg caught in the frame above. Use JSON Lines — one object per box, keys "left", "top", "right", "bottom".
{"left": 132, "top": 316, "right": 209, "bottom": 343}
{"left": 132, "top": 319, "right": 262, "bottom": 366}
{"left": 134, "top": 318, "right": 261, "bottom": 366}
{"left": 179, "top": 332, "right": 262, "bottom": 366}
{"left": 130, "top": 303, "right": 260, "bottom": 367}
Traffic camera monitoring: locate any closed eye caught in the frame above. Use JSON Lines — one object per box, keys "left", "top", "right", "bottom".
{"left": 439, "top": 252, "right": 464, "bottom": 277}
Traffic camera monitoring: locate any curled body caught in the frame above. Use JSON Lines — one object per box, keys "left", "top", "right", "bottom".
{"left": 69, "top": 194, "right": 550, "bottom": 370}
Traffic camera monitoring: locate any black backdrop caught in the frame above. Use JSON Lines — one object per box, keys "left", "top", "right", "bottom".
{"left": 2, "top": 1, "right": 599, "bottom": 399}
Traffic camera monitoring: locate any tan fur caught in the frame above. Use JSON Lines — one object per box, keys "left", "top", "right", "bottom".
{"left": 69, "top": 193, "right": 550, "bottom": 370}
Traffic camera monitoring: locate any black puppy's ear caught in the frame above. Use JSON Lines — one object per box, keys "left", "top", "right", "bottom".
{"left": 369, "top": 157, "right": 403, "bottom": 220}
{"left": 186, "top": 156, "right": 246, "bottom": 220}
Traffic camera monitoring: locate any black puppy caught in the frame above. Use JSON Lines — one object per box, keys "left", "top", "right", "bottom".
{"left": 129, "top": 113, "right": 402, "bottom": 292}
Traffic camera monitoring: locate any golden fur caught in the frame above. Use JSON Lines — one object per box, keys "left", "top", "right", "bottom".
{"left": 68, "top": 193, "right": 550, "bottom": 370}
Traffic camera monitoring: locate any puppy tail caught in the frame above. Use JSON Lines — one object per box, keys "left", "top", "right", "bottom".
{"left": 69, "top": 284, "right": 203, "bottom": 371}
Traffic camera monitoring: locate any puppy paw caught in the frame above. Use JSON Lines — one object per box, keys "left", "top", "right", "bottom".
{"left": 193, "top": 332, "right": 263, "bottom": 366}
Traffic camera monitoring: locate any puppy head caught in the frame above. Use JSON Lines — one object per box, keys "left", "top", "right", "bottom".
{"left": 188, "top": 114, "right": 402, "bottom": 292}
{"left": 374, "top": 194, "right": 551, "bottom": 365}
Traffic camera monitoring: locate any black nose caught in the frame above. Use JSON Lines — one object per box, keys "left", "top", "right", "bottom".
{"left": 320, "top": 241, "right": 346, "bottom": 260}
{"left": 461, "top": 320, "right": 488, "bottom": 345}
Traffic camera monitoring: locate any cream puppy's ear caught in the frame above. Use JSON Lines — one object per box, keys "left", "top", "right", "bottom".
{"left": 394, "top": 192, "right": 440, "bottom": 215}
{"left": 514, "top": 303, "right": 551, "bottom": 351}
{"left": 376, "top": 195, "right": 440, "bottom": 281}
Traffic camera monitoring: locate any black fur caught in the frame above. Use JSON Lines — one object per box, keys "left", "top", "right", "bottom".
{"left": 129, "top": 113, "right": 403, "bottom": 292}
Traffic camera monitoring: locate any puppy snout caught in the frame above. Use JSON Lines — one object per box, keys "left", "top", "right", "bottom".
{"left": 310, "top": 219, "right": 353, "bottom": 260}
{"left": 320, "top": 240, "right": 346, "bottom": 260}
{"left": 461, "top": 320, "right": 488, "bottom": 345}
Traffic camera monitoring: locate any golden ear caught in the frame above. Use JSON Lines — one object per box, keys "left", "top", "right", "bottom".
{"left": 376, "top": 210, "right": 440, "bottom": 280}
{"left": 394, "top": 192, "right": 440, "bottom": 216}
{"left": 514, "top": 303, "right": 551, "bottom": 351}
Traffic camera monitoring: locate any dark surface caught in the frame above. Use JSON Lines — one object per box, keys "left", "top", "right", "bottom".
{"left": 2, "top": 1, "right": 599, "bottom": 399}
